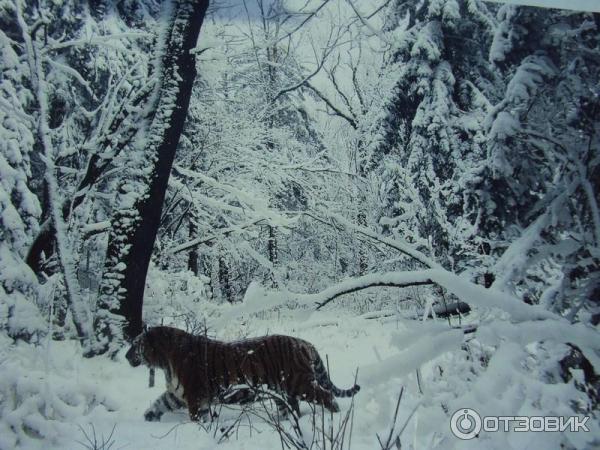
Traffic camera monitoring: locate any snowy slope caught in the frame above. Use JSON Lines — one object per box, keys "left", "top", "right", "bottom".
{"left": 4, "top": 300, "right": 597, "bottom": 450}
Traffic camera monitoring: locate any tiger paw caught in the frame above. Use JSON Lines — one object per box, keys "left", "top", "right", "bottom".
{"left": 144, "top": 410, "right": 161, "bottom": 422}
{"left": 190, "top": 409, "right": 211, "bottom": 423}
{"left": 199, "top": 410, "right": 213, "bottom": 423}
{"left": 331, "top": 400, "right": 340, "bottom": 413}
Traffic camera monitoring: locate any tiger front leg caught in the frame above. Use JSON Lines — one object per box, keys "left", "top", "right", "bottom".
{"left": 186, "top": 396, "right": 212, "bottom": 422}
{"left": 144, "top": 391, "right": 186, "bottom": 422}
{"left": 275, "top": 394, "right": 300, "bottom": 418}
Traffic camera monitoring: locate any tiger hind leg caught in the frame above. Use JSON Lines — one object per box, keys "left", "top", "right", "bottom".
{"left": 144, "top": 391, "right": 186, "bottom": 422}
{"left": 219, "top": 386, "right": 257, "bottom": 405}
{"left": 187, "top": 397, "right": 212, "bottom": 422}
{"left": 275, "top": 395, "right": 300, "bottom": 418}
{"left": 300, "top": 382, "right": 340, "bottom": 413}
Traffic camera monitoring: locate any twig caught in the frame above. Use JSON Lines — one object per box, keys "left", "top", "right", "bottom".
{"left": 376, "top": 388, "right": 403, "bottom": 450}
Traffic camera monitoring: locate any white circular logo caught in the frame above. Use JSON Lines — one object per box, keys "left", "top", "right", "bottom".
{"left": 450, "top": 408, "right": 482, "bottom": 440}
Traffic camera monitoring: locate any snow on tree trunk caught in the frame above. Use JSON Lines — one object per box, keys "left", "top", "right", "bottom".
{"left": 218, "top": 252, "right": 233, "bottom": 303}
{"left": 267, "top": 225, "right": 278, "bottom": 288}
{"left": 0, "top": 7, "right": 42, "bottom": 341}
{"left": 93, "top": 0, "right": 210, "bottom": 355}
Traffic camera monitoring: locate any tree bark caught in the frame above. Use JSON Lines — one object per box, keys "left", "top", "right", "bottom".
{"left": 218, "top": 252, "right": 233, "bottom": 303}
{"left": 92, "top": 0, "right": 210, "bottom": 355}
{"left": 187, "top": 220, "right": 199, "bottom": 275}
{"left": 267, "top": 225, "right": 278, "bottom": 288}
{"left": 357, "top": 211, "right": 368, "bottom": 275}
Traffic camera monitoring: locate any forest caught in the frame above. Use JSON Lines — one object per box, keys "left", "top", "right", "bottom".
{"left": 0, "top": 0, "right": 599, "bottom": 449}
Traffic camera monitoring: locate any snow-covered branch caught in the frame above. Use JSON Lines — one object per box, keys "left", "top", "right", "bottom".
{"left": 275, "top": 0, "right": 333, "bottom": 44}
{"left": 172, "top": 165, "right": 296, "bottom": 227}
{"left": 48, "top": 32, "right": 153, "bottom": 51}
{"left": 306, "top": 272, "right": 434, "bottom": 309}
{"left": 167, "top": 218, "right": 268, "bottom": 254}
{"left": 296, "top": 269, "right": 554, "bottom": 322}
{"left": 304, "top": 210, "right": 440, "bottom": 269}
{"left": 16, "top": 0, "right": 94, "bottom": 348}
{"left": 344, "top": 0, "right": 391, "bottom": 44}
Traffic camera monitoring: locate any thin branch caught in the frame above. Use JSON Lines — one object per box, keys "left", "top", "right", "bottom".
{"left": 297, "top": 268, "right": 555, "bottom": 323}
{"left": 274, "top": 0, "right": 332, "bottom": 44}
{"left": 305, "top": 82, "right": 358, "bottom": 129}
{"left": 314, "top": 279, "right": 433, "bottom": 310}
{"left": 0, "top": 96, "right": 33, "bottom": 123}
{"left": 345, "top": 0, "right": 391, "bottom": 44}
{"left": 302, "top": 210, "right": 439, "bottom": 268}
{"left": 349, "top": 43, "right": 366, "bottom": 112}
{"left": 48, "top": 32, "right": 152, "bottom": 51}
{"left": 576, "top": 160, "right": 600, "bottom": 247}
{"left": 242, "top": 0, "right": 265, "bottom": 79}
{"left": 366, "top": 0, "right": 394, "bottom": 19}
{"left": 272, "top": 24, "right": 341, "bottom": 103}
{"left": 46, "top": 58, "right": 97, "bottom": 99}
{"left": 281, "top": 164, "right": 363, "bottom": 179}
{"left": 167, "top": 218, "right": 267, "bottom": 254}
{"left": 377, "top": 387, "right": 404, "bottom": 450}
{"left": 325, "top": 53, "right": 357, "bottom": 119}
{"left": 18, "top": 0, "right": 93, "bottom": 346}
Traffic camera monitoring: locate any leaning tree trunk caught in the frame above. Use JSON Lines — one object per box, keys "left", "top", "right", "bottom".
{"left": 92, "top": 0, "right": 210, "bottom": 355}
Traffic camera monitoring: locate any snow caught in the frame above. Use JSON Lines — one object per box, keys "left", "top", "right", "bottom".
{"left": 410, "top": 22, "right": 443, "bottom": 62}
{"left": 287, "top": 268, "right": 555, "bottom": 322}
{"left": 361, "top": 328, "right": 464, "bottom": 384}
{"left": 2, "top": 1, "right": 599, "bottom": 449}
{"left": 492, "top": 212, "right": 550, "bottom": 293}
{"left": 2, "top": 299, "right": 597, "bottom": 450}
{"left": 505, "top": 56, "right": 555, "bottom": 104}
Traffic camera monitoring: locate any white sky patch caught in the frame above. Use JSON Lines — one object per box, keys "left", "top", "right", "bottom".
{"left": 485, "top": 0, "right": 600, "bottom": 12}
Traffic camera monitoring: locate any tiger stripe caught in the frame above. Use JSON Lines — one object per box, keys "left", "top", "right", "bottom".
{"left": 125, "top": 326, "right": 361, "bottom": 422}
{"left": 262, "top": 341, "right": 279, "bottom": 389}
{"left": 143, "top": 391, "right": 186, "bottom": 422}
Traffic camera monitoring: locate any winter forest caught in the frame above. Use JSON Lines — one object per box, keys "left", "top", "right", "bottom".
{"left": 1, "top": 0, "right": 599, "bottom": 448}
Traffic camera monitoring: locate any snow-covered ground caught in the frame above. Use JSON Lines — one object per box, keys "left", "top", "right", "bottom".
{"left": 2, "top": 294, "right": 598, "bottom": 450}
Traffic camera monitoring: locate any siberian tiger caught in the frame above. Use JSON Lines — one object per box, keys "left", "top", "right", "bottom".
{"left": 125, "top": 326, "right": 360, "bottom": 422}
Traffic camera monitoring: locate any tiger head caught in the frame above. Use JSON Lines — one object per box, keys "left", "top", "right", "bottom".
{"left": 125, "top": 332, "right": 148, "bottom": 367}
{"left": 125, "top": 326, "right": 180, "bottom": 368}
{"left": 126, "top": 328, "right": 165, "bottom": 368}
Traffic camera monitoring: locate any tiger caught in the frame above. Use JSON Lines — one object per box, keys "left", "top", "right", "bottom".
{"left": 125, "top": 326, "right": 360, "bottom": 422}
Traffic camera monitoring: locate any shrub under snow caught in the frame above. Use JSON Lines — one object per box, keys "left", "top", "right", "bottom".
{"left": 0, "top": 335, "right": 118, "bottom": 449}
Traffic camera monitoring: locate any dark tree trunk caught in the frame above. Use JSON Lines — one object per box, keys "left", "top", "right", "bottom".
{"left": 187, "top": 220, "right": 199, "bottom": 275}
{"left": 218, "top": 252, "right": 233, "bottom": 303}
{"left": 357, "top": 212, "right": 368, "bottom": 275}
{"left": 267, "top": 225, "right": 278, "bottom": 287}
{"left": 52, "top": 294, "right": 67, "bottom": 340}
{"left": 92, "top": 0, "right": 210, "bottom": 355}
